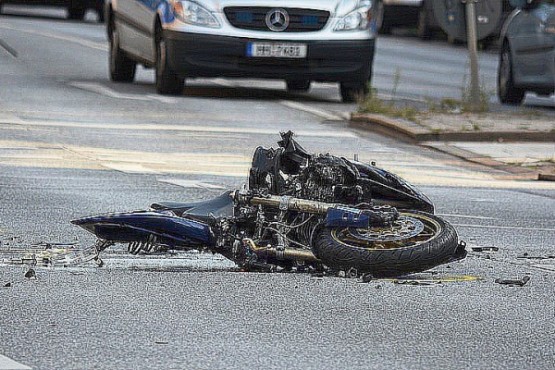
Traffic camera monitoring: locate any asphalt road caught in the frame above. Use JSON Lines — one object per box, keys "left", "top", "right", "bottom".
{"left": 0, "top": 8, "right": 554, "bottom": 370}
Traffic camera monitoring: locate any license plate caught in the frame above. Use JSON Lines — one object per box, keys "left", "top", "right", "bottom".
{"left": 247, "top": 42, "right": 307, "bottom": 58}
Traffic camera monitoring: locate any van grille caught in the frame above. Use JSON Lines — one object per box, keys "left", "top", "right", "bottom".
{"left": 224, "top": 7, "right": 330, "bottom": 32}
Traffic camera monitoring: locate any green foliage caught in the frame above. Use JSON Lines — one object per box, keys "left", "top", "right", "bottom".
{"left": 392, "top": 67, "right": 401, "bottom": 101}
{"left": 358, "top": 90, "right": 419, "bottom": 122}
{"left": 460, "top": 74, "right": 490, "bottom": 113}
{"left": 428, "top": 98, "right": 463, "bottom": 113}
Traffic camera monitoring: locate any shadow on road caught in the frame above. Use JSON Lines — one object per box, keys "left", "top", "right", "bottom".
{"left": 0, "top": 7, "right": 101, "bottom": 23}
{"left": 182, "top": 85, "right": 336, "bottom": 103}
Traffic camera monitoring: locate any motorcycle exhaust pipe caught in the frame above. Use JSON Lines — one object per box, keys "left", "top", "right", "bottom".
{"left": 243, "top": 238, "right": 319, "bottom": 262}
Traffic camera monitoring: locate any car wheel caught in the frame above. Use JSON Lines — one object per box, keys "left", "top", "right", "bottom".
{"left": 155, "top": 28, "right": 184, "bottom": 95}
{"left": 68, "top": 4, "right": 86, "bottom": 20}
{"left": 497, "top": 43, "right": 525, "bottom": 105}
{"left": 109, "top": 20, "right": 136, "bottom": 82}
{"left": 340, "top": 82, "right": 368, "bottom": 103}
{"left": 374, "top": 1, "right": 385, "bottom": 33}
{"left": 286, "top": 80, "right": 311, "bottom": 92}
{"left": 96, "top": 2, "right": 105, "bottom": 23}
{"left": 416, "top": 6, "right": 431, "bottom": 39}
{"left": 379, "top": 5, "right": 392, "bottom": 35}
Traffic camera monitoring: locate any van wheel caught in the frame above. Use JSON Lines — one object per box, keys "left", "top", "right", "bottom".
{"left": 68, "top": 4, "right": 86, "bottom": 20}
{"left": 286, "top": 80, "right": 311, "bottom": 92}
{"left": 96, "top": 2, "right": 104, "bottom": 23}
{"left": 416, "top": 6, "right": 431, "bottom": 39}
{"left": 374, "top": 1, "right": 385, "bottom": 33}
{"left": 155, "top": 28, "right": 184, "bottom": 95}
{"left": 109, "top": 19, "right": 136, "bottom": 82}
{"left": 340, "top": 82, "right": 368, "bottom": 103}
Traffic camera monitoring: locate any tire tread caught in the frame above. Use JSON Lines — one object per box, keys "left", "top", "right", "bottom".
{"left": 313, "top": 211, "right": 459, "bottom": 277}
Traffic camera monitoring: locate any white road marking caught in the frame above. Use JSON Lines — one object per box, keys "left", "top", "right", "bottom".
{"left": 145, "top": 94, "right": 178, "bottom": 104}
{"left": 209, "top": 78, "right": 347, "bottom": 121}
{"left": 0, "top": 354, "right": 31, "bottom": 370}
{"left": 279, "top": 100, "right": 344, "bottom": 121}
{"left": 0, "top": 23, "right": 107, "bottom": 51}
{"left": 453, "top": 223, "right": 555, "bottom": 232}
{"left": 101, "top": 163, "right": 161, "bottom": 174}
{"left": 69, "top": 82, "right": 177, "bottom": 104}
{"left": 438, "top": 214, "right": 500, "bottom": 220}
{"left": 1, "top": 118, "right": 357, "bottom": 138}
{"left": 210, "top": 78, "right": 235, "bottom": 87}
{"left": 158, "top": 178, "right": 226, "bottom": 190}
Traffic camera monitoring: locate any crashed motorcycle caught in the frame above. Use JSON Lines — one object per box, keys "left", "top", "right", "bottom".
{"left": 72, "top": 132, "right": 466, "bottom": 277}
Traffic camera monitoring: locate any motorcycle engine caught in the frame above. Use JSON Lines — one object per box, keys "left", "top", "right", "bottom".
{"left": 294, "top": 154, "right": 362, "bottom": 204}
{"left": 248, "top": 134, "right": 365, "bottom": 204}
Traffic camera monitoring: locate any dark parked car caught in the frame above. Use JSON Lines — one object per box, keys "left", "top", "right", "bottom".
{"left": 498, "top": 0, "right": 555, "bottom": 104}
{"left": 0, "top": 0, "right": 104, "bottom": 21}
{"left": 380, "top": 0, "right": 515, "bottom": 45}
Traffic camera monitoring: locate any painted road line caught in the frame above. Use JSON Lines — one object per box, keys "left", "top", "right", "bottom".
{"left": 158, "top": 178, "right": 226, "bottom": 190}
{"left": 101, "top": 163, "right": 161, "bottom": 174}
{"left": 209, "top": 78, "right": 346, "bottom": 121}
{"left": 69, "top": 82, "right": 177, "bottom": 104}
{"left": 438, "top": 214, "right": 500, "bottom": 220}
{"left": 0, "top": 354, "right": 31, "bottom": 370}
{"left": 2, "top": 140, "right": 555, "bottom": 189}
{"left": 279, "top": 100, "right": 345, "bottom": 121}
{"left": 1, "top": 119, "right": 358, "bottom": 139}
{"left": 453, "top": 224, "right": 555, "bottom": 232}
{"left": 0, "top": 23, "right": 107, "bottom": 51}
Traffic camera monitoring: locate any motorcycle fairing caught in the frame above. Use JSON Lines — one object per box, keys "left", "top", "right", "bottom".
{"left": 352, "top": 161, "right": 434, "bottom": 213}
{"left": 150, "top": 191, "right": 234, "bottom": 223}
{"left": 250, "top": 131, "right": 435, "bottom": 213}
{"left": 71, "top": 211, "right": 213, "bottom": 247}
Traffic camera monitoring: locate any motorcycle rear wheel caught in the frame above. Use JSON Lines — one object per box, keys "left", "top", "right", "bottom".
{"left": 313, "top": 211, "right": 459, "bottom": 277}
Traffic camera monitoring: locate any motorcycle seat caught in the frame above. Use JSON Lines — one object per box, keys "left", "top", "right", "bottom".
{"left": 150, "top": 191, "right": 234, "bottom": 222}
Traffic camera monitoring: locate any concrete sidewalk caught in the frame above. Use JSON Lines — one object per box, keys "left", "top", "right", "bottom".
{"left": 351, "top": 111, "right": 555, "bottom": 181}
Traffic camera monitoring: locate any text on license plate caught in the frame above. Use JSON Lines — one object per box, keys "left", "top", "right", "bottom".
{"left": 247, "top": 43, "right": 307, "bottom": 58}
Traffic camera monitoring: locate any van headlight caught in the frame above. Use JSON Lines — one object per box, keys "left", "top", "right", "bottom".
{"left": 335, "top": 7, "right": 375, "bottom": 31}
{"left": 172, "top": 0, "right": 221, "bottom": 28}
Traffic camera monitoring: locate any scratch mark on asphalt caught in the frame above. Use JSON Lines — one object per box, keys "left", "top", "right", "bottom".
{"left": 0, "top": 38, "right": 17, "bottom": 58}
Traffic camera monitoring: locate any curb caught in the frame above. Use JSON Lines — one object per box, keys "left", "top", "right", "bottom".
{"left": 350, "top": 112, "right": 555, "bottom": 181}
{"left": 350, "top": 113, "right": 555, "bottom": 143}
{"left": 539, "top": 173, "right": 555, "bottom": 181}
{"left": 421, "top": 143, "right": 538, "bottom": 175}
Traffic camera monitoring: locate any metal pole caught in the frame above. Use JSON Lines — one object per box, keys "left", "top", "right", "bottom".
{"left": 464, "top": 0, "right": 481, "bottom": 110}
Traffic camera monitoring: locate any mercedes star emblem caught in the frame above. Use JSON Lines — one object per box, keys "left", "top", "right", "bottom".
{"left": 266, "top": 8, "right": 289, "bottom": 32}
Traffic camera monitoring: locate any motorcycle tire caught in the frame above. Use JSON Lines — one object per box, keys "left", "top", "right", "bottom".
{"left": 313, "top": 211, "right": 459, "bottom": 277}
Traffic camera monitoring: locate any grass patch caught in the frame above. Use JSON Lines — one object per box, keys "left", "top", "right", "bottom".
{"left": 358, "top": 91, "right": 419, "bottom": 122}
{"left": 460, "top": 74, "right": 491, "bottom": 113}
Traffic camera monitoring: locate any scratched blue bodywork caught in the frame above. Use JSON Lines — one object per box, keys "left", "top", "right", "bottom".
{"left": 72, "top": 211, "right": 213, "bottom": 246}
